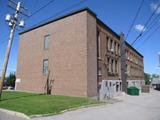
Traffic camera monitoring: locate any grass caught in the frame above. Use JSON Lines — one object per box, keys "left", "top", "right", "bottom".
{"left": 0, "top": 91, "right": 99, "bottom": 116}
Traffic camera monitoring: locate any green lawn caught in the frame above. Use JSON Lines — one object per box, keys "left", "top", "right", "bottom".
{"left": 0, "top": 91, "right": 99, "bottom": 116}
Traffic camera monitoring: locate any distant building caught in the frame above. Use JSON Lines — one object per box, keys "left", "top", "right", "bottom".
{"left": 16, "top": 8, "right": 144, "bottom": 99}
{"left": 152, "top": 78, "right": 160, "bottom": 90}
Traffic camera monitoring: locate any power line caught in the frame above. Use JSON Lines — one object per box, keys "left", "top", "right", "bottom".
{"left": 137, "top": 23, "right": 160, "bottom": 49}
{"left": 25, "top": 0, "right": 56, "bottom": 20}
{"left": 24, "top": 0, "right": 87, "bottom": 31}
{"left": 131, "top": 2, "right": 160, "bottom": 46}
{"left": 125, "top": 0, "right": 144, "bottom": 40}
{"left": 146, "top": 12, "right": 160, "bottom": 31}
{"left": 132, "top": 7, "right": 160, "bottom": 44}
{"left": 1, "top": 0, "right": 85, "bottom": 49}
{"left": 16, "top": 0, "right": 56, "bottom": 32}
{"left": 135, "top": 15, "right": 159, "bottom": 41}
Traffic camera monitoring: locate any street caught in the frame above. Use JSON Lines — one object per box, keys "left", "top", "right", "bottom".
{"left": 0, "top": 90, "right": 160, "bottom": 120}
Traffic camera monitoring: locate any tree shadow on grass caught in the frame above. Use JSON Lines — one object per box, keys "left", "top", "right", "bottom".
{"left": 0, "top": 93, "right": 45, "bottom": 101}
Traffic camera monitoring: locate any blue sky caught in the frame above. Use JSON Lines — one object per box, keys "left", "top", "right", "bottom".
{"left": 0, "top": 0, "right": 160, "bottom": 76}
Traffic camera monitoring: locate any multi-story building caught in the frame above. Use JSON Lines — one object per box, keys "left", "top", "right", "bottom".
{"left": 16, "top": 8, "right": 144, "bottom": 99}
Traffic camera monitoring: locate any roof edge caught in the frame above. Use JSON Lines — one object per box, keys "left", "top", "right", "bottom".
{"left": 97, "top": 19, "right": 120, "bottom": 39}
{"left": 125, "top": 41, "right": 143, "bottom": 58}
{"left": 19, "top": 7, "right": 96, "bottom": 35}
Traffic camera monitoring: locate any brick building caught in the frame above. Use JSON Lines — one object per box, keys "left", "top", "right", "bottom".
{"left": 16, "top": 8, "right": 144, "bottom": 99}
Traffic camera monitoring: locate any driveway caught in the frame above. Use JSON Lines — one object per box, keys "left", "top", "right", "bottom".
{"left": 32, "top": 90, "right": 160, "bottom": 120}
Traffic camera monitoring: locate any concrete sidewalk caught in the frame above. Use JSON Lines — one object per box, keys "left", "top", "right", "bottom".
{"left": 32, "top": 90, "right": 160, "bottom": 120}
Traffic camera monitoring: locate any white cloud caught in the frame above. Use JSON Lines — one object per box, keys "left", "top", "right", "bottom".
{"left": 155, "top": 66, "right": 160, "bottom": 70}
{"left": 150, "top": 3, "right": 160, "bottom": 14}
{"left": 135, "top": 24, "right": 146, "bottom": 32}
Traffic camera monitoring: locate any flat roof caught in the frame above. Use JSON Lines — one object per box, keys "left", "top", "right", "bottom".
{"left": 20, "top": 7, "right": 120, "bottom": 39}
{"left": 19, "top": 7, "right": 143, "bottom": 58}
{"left": 20, "top": 8, "right": 96, "bottom": 35}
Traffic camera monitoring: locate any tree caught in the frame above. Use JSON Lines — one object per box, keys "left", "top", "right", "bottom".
{"left": 144, "top": 73, "right": 151, "bottom": 85}
{"left": 6, "top": 73, "right": 16, "bottom": 87}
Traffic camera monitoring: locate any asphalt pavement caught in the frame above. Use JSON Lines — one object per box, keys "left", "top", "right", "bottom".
{"left": 33, "top": 90, "right": 160, "bottom": 120}
{"left": 0, "top": 110, "right": 27, "bottom": 120}
{"left": 0, "top": 90, "right": 160, "bottom": 120}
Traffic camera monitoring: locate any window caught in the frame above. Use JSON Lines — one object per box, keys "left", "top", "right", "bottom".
{"left": 115, "top": 43, "right": 118, "bottom": 54}
{"left": 44, "top": 35, "right": 50, "bottom": 50}
{"left": 97, "top": 30, "right": 101, "bottom": 58}
{"left": 106, "top": 36, "right": 109, "bottom": 50}
{"left": 107, "top": 57, "right": 110, "bottom": 72}
{"left": 115, "top": 60, "right": 118, "bottom": 73}
{"left": 98, "top": 67, "right": 102, "bottom": 76}
{"left": 108, "top": 58, "right": 111, "bottom": 73}
{"left": 43, "top": 59, "right": 48, "bottom": 75}
{"left": 114, "top": 42, "right": 116, "bottom": 53}
{"left": 110, "top": 39, "right": 112, "bottom": 50}
{"left": 111, "top": 59, "right": 114, "bottom": 73}
{"left": 118, "top": 44, "right": 120, "bottom": 55}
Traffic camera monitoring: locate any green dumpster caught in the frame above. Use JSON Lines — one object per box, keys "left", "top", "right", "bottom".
{"left": 127, "top": 86, "right": 139, "bottom": 96}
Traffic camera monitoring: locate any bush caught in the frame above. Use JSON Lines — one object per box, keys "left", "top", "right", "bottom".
{"left": 6, "top": 73, "right": 16, "bottom": 87}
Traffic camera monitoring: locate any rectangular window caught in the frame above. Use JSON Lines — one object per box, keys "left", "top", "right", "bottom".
{"left": 114, "top": 42, "right": 116, "bottom": 53}
{"left": 111, "top": 59, "right": 114, "bottom": 73}
{"left": 106, "top": 36, "right": 109, "bottom": 50}
{"left": 97, "top": 30, "right": 101, "bottom": 58}
{"left": 108, "top": 58, "right": 111, "bottom": 73}
{"left": 107, "top": 57, "right": 110, "bottom": 73}
{"left": 43, "top": 59, "right": 48, "bottom": 75}
{"left": 44, "top": 35, "right": 50, "bottom": 50}
{"left": 110, "top": 39, "right": 112, "bottom": 50}
{"left": 118, "top": 44, "right": 120, "bottom": 55}
{"left": 98, "top": 67, "right": 102, "bottom": 76}
{"left": 115, "top": 60, "right": 118, "bottom": 73}
{"left": 108, "top": 38, "right": 110, "bottom": 50}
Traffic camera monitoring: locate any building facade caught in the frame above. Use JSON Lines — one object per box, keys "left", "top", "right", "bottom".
{"left": 16, "top": 8, "right": 144, "bottom": 99}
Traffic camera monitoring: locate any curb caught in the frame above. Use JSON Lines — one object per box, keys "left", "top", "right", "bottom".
{"left": 0, "top": 108, "right": 30, "bottom": 119}
{"left": 30, "top": 102, "right": 109, "bottom": 118}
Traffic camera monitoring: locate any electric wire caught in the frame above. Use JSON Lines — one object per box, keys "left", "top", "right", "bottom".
{"left": 23, "top": 0, "right": 87, "bottom": 31}
{"left": 131, "top": 3, "right": 160, "bottom": 46}
{"left": 125, "top": 0, "right": 144, "bottom": 40}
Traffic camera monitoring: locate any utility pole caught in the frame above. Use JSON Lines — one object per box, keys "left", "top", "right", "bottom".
{"left": 120, "top": 33, "right": 127, "bottom": 93}
{"left": 0, "top": 0, "right": 28, "bottom": 100}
